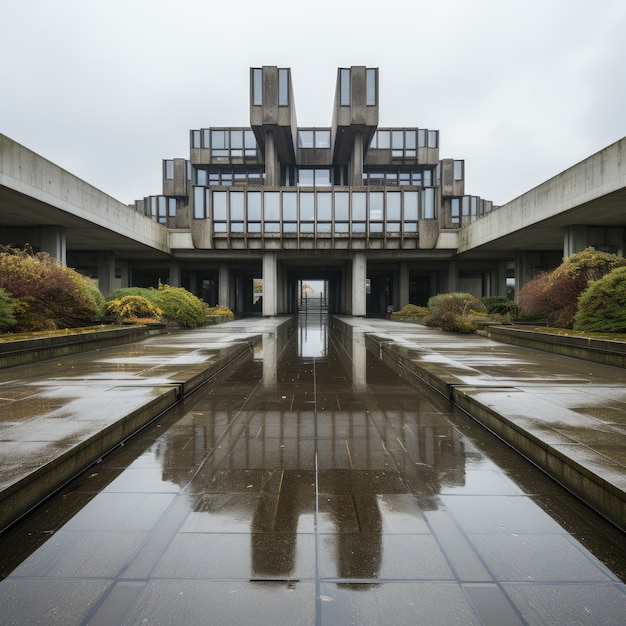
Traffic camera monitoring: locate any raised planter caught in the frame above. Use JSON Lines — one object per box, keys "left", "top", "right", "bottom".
{"left": 0, "top": 324, "right": 166, "bottom": 369}
{"left": 484, "top": 326, "right": 626, "bottom": 369}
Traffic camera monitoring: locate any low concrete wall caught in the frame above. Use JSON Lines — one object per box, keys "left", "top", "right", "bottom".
{"left": 0, "top": 325, "right": 166, "bottom": 369}
{"left": 485, "top": 326, "right": 626, "bottom": 369}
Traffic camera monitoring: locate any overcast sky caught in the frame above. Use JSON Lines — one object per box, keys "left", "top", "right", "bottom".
{"left": 2, "top": 0, "right": 625, "bottom": 206}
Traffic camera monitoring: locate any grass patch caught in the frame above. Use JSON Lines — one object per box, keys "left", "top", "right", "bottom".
{"left": 514, "top": 325, "right": 626, "bottom": 343}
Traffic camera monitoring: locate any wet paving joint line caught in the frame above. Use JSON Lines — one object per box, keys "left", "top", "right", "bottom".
{"left": 312, "top": 356, "right": 323, "bottom": 626}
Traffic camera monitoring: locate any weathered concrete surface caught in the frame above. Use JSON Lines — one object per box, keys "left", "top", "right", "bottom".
{"left": 333, "top": 317, "right": 626, "bottom": 532}
{"left": 485, "top": 325, "right": 626, "bottom": 369}
{"left": 0, "top": 325, "right": 165, "bottom": 369}
{"left": 0, "top": 319, "right": 296, "bottom": 531}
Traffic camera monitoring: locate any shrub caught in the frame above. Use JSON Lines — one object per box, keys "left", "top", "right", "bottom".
{"left": 206, "top": 304, "right": 234, "bottom": 320}
{"left": 155, "top": 284, "right": 207, "bottom": 327}
{"left": 426, "top": 293, "right": 485, "bottom": 333}
{"left": 107, "top": 287, "right": 159, "bottom": 304}
{"left": 517, "top": 248, "right": 626, "bottom": 327}
{"left": 106, "top": 295, "right": 162, "bottom": 321}
{"left": 0, "top": 287, "right": 17, "bottom": 332}
{"left": 0, "top": 246, "right": 101, "bottom": 331}
{"left": 391, "top": 303, "right": 429, "bottom": 319}
{"left": 574, "top": 267, "right": 626, "bottom": 332}
{"left": 482, "top": 296, "right": 518, "bottom": 317}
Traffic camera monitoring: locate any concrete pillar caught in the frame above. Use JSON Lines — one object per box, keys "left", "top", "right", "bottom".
{"left": 496, "top": 261, "right": 508, "bottom": 297}
{"left": 97, "top": 251, "right": 116, "bottom": 298}
{"left": 351, "top": 252, "right": 367, "bottom": 316}
{"left": 350, "top": 131, "right": 364, "bottom": 186}
{"left": 399, "top": 262, "right": 409, "bottom": 308}
{"left": 168, "top": 261, "right": 181, "bottom": 287}
{"left": 219, "top": 263, "right": 229, "bottom": 307}
{"left": 447, "top": 261, "right": 458, "bottom": 293}
{"left": 514, "top": 251, "right": 539, "bottom": 298}
{"left": 40, "top": 226, "right": 66, "bottom": 265}
{"left": 564, "top": 225, "right": 588, "bottom": 257}
{"left": 118, "top": 261, "right": 130, "bottom": 290}
{"left": 264, "top": 131, "right": 279, "bottom": 186}
{"left": 262, "top": 251, "right": 277, "bottom": 316}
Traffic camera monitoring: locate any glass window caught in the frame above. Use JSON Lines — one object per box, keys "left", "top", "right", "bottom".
{"left": 315, "top": 169, "right": 331, "bottom": 186}
{"left": 335, "top": 223, "right": 349, "bottom": 233}
{"left": 301, "top": 223, "right": 315, "bottom": 233}
{"left": 404, "top": 191, "right": 418, "bottom": 221}
{"left": 264, "top": 192, "right": 280, "bottom": 221}
{"left": 352, "top": 192, "right": 366, "bottom": 221}
{"left": 230, "top": 192, "right": 245, "bottom": 221}
{"left": 340, "top": 68, "right": 350, "bottom": 106}
{"left": 387, "top": 193, "right": 401, "bottom": 221}
{"left": 195, "top": 167, "right": 207, "bottom": 186}
{"left": 317, "top": 222, "right": 332, "bottom": 233}
{"left": 283, "top": 222, "right": 297, "bottom": 233}
{"left": 300, "top": 193, "right": 314, "bottom": 221}
{"left": 191, "top": 130, "right": 201, "bottom": 148}
{"left": 418, "top": 129, "right": 426, "bottom": 148}
{"left": 283, "top": 192, "right": 297, "bottom": 221}
{"left": 405, "top": 131, "right": 416, "bottom": 150}
{"left": 248, "top": 222, "right": 261, "bottom": 233}
{"left": 454, "top": 160, "right": 463, "bottom": 181}
{"left": 369, "top": 192, "right": 384, "bottom": 221}
{"left": 423, "top": 188, "right": 435, "bottom": 219}
{"left": 168, "top": 198, "right": 176, "bottom": 217}
{"left": 317, "top": 193, "right": 332, "bottom": 221}
{"left": 335, "top": 192, "right": 349, "bottom": 221}
{"left": 252, "top": 68, "right": 262, "bottom": 105}
{"left": 264, "top": 222, "right": 280, "bottom": 233}
{"left": 230, "top": 130, "right": 243, "bottom": 156}
{"left": 428, "top": 130, "right": 438, "bottom": 148}
{"left": 164, "top": 160, "right": 174, "bottom": 180}
{"left": 366, "top": 68, "right": 376, "bottom": 106}
{"left": 352, "top": 222, "right": 366, "bottom": 233}
{"left": 278, "top": 68, "right": 289, "bottom": 106}
{"left": 212, "top": 191, "right": 227, "bottom": 221}
{"left": 193, "top": 187, "right": 205, "bottom": 219}
{"left": 404, "top": 222, "right": 417, "bottom": 233}
{"left": 248, "top": 192, "right": 261, "bottom": 221}
{"left": 298, "top": 131, "right": 314, "bottom": 148}
{"left": 212, "top": 130, "right": 227, "bottom": 150}
{"left": 376, "top": 130, "right": 390, "bottom": 149}
{"left": 315, "top": 130, "right": 331, "bottom": 148}
{"left": 298, "top": 169, "right": 314, "bottom": 186}
{"left": 202, "top": 129, "right": 210, "bottom": 148}
{"left": 392, "top": 131, "right": 404, "bottom": 150}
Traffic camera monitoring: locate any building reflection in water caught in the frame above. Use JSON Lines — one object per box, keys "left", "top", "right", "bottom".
{"left": 154, "top": 320, "right": 466, "bottom": 582}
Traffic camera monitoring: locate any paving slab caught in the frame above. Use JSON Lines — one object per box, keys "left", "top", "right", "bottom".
{"left": 335, "top": 317, "right": 626, "bottom": 531}
{"left": 0, "top": 319, "right": 293, "bottom": 531}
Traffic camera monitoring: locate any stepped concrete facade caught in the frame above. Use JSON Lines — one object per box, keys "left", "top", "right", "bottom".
{"left": 1, "top": 66, "right": 625, "bottom": 315}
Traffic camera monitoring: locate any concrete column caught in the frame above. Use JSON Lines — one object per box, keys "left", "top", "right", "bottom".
{"left": 399, "top": 262, "right": 409, "bottom": 308}
{"left": 564, "top": 225, "right": 588, "bottom": 257}
{"left": 118, "top": 261, "right": 130, "bottom": 289}
{"left": 219, "top": 264, "right": 229, "bottom": 307}
{"left": 262, "top": 251, "right": 277, "bottom": 316}
{"left": 97, "top": 251, "right": 116, "bottom": 298}
{"left": 350, "top": 131, "right": 364, "bottom": 186}
{"left": 497, "top": 261, "right": 508, "bottom": 297}
{"left": 514, "top": 251, "right": 538, "bottom": 298}
{"left": 40, "top": 226, "right": 66, "bottom": 265}
{"left": 169, "top": 261, "right": 181, "bottom": 287}
{"left": 351, "top": 252, "right": 367, "bottom": 316}
{"left": 264, "top": 131, "right": 279, "bottom": 186}
{"left": 447, "top": 261, "right": 458, "bottom": 293}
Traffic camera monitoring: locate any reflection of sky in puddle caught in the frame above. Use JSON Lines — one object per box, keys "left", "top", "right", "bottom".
{"left": 298, "top": 320, "right": 328, "bottom": 358}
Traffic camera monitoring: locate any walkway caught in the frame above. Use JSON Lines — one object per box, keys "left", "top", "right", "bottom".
{"left": 0, "top": 317, "right": 625, "bottom": 624}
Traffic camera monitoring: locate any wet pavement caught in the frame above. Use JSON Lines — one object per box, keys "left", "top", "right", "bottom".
{"left": 0, "top": 317, "right": 625, "bottom": 624}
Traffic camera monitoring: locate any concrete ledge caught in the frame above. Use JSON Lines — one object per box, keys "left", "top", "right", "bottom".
{"left": 0, "top": 325, "right": 166, "bottom": 369}
{"left": 485, "top": 325, "right": 626, "bottom": 369}
{"left": 452, "top": 387, "right": 626, "bottom": 533}
{"left": 0, "top": 387, "right": 178, "bottom": 532}
{"left": 0, "top": 334, "right": 256, "bottom": 533}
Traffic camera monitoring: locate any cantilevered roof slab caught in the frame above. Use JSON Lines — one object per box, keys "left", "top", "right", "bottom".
{"left": 458, "top": 137, "right": 626, "bottom": 255}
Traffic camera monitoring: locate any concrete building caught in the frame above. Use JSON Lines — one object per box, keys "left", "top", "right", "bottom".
{"left": 2, "top": 66, "right": 625, "bottom": 316}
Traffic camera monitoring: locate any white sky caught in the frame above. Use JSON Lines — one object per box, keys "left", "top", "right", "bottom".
{"left": 2, "top": 0, "right": 625, "bottom": 206}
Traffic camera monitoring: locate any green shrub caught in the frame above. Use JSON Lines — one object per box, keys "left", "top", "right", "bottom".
{"left": 107, "top": 287, "right": 159, "bottom": 304}
{"left": 156, "top": 284, "right": 207, "bottom": 328}
{"left": 574, "top": 267, "right": 626, "bottom": 332}
{"left": 0, "top": 246, "right": 101, "bottom": 331}
{"left": 391, "top": 303, "right": 429, "bottom": 319}
{"left": 0, "top": 287, "right": 17, "bottom": 331}
{"left": 426, "top": 293, "right": 485, "bottom": 333}
{"left": 482, "top": 296, "right": 518, "bottom": 317}
{"left": 106, "top": 295, "right": 162, "bottom": 321}
{"left": 206, "top": 304, "right": 234, "bottom": 320}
